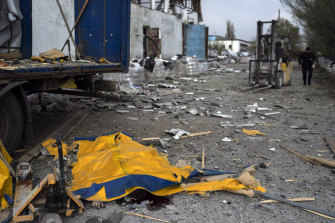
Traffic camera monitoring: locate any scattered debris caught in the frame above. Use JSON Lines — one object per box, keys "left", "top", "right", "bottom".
{"left": 201, "top": 147, "right": 205, "bottom": 169}
{"left": 211, "top": 111, "right": 233, "bottom": 118}
{"left": 264, "top": 112, "right": 280, "bottom": 116}
{"left": 257, "top": 107, "right": 272, "bottom": 111}
{"left": 91, "top": 201, "right": 105, "bottom": 209}
{"left": 282, "top": 146, "right": 335, "bottom": 168}
{"left": 245, "top": 103, "right": 259, "bottom": 113}
{"left": 127, "top": 117, "right": 138, "bottom": 121}
{"left": 259, "top": 163, "right": 267, "bottom": 169}
{"left": 290, "top": 125, "right": 308, "bottom": 130}
{"left": 235, "top": 122, "right": 256, "bottom": 128}
{"left": 259, "top": 197, "right": 315, "bottom": 204}
{"left": 325, "top": 137, "right": 335, "bottom": 156}
{"left": 188, "top": 108, "right": 198, "bottom": 115}
{"left": 153, "top": 102, "right": 173, "bottom": 108}
{"left": 124, "top": 212, "right": 171, "bottom": 223}
{"left": 115, "top": 109, "right": 130, "bottom": 114}
{"left": 157, "top": 83, "right": 177, "bottom": 89}
{"left": 195, "top": 97, "right": 206, "bottom": 101}
{"left": 159, "top": 139, "right": 170, "bottom": 149}
{"left": 167, "top": 128, "right": 190, "bottom": 139}
{"left": 222, "top": 200, "right": 231, "bottom": 205}
{"left": 39, "top": 48, "right": 67, "bottom": 60}
{"left": 300, "top": 130, "right": 319, "bottom": 134}
{"left": 255, "top": 191, "right": 335, "bottom": 219}
{"left": 243, "top": 129, "right": 266, "bottom": 136}
{"left": 222, "top": 137, "right": 233, "bottom": 142}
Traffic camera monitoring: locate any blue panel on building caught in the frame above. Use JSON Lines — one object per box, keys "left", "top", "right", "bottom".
{"left": 208, "top": 36, "right": 216, "bottom": 41}
{"left": 185, "top": 25, "right": 206, "bottom": 59}
{"left": 75, "top": 0, "right": 130, "bottom": 71}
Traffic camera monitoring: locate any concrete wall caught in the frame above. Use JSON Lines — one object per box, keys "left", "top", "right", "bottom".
{"left": 32, "top": 0, "right": 75, "bottom": 59}
{"left": 130, "top": 3, "right": 183, "bottom": 59}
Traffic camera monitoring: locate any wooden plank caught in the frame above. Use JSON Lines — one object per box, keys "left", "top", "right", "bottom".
{"left": 282, "top": 145, "right": 335, "bottom": 168}
{"left": 124, "top": 212, "right": 171, "bottom": 223}
{"left": 180, "top": 131, "right": 213, "bottom": 138}
{"left": 325, "top": 137, "right": 335, "bottom": 157}
{"left": 13, "top": 175, "right": 48, "bottom": 217}
{"left": 142, "top": 137, "right": 160, "bottom": 141}
{"left": 201, "top": 147, "right": 205, "bottom": 169}
{"left": 259, "top": 197, "right": 315, "bottom": 204}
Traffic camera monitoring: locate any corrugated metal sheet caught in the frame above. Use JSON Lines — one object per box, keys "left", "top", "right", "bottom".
{"left": 184, "top": 24, "right": 206, "bottom": 59}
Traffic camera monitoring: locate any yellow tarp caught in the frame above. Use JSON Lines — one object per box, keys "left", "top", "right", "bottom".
{"left": 42, "top": 138, "right": 68, "bottom": 160}
{"left": 0, "top": 141, "right": 13, "bottom": 210}
{"left": 243, "top": 129, "right": 266, "bottom": 136}
{"left": 71, "top": 132, "right": 266, "bottom": 201}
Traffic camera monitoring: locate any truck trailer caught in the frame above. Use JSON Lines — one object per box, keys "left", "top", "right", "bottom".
{"left": 0, "top": 0, "right": 131, "bottom": 154}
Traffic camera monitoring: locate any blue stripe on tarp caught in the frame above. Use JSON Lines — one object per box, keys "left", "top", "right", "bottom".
{"left": 72, "top": 174, "right": 178, "bottom": 199}
{"left": 4, "top": 194, "right": 13, "bottom": 205}
{"left": 202, "top": 169, "right": 236, "bottom": 176}
{"left": 74, "top": 132, "right": 133, "bottom": 142}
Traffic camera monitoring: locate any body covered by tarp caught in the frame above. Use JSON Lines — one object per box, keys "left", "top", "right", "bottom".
{"left": 0, "top": 141, "right": 13, "bottom": 210}
{"left": 71, "top": 132, "right": 266, "bottom": 201}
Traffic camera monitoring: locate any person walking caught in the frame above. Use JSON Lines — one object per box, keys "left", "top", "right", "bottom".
{"left": 299, "top": 47, "right": 316, "bottom": 85}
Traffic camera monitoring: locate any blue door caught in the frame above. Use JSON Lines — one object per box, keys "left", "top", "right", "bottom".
{"left": 75, "top": 0, "right": 130, "bottom": 71}
{"left": 184, "top": 25, "right": 206, "bottom": 59}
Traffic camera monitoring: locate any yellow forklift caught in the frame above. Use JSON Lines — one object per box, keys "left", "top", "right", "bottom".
{"left": 249, "top": 20, "right": 293, "bottom": 90}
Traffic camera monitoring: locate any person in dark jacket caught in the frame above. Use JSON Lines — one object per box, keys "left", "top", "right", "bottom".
{"left": 299, "top": 47, "right": 316, "bottom": 85}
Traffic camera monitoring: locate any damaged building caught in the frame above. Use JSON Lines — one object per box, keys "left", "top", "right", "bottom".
{"left": 131, "top": 0, "right": 208, "bottom": 59}
{"left": 208, "top": 35, "right": 251, "bottom": 55}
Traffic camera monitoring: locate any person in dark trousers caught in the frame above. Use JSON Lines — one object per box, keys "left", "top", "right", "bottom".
{"left": 299, "top": 47, "right": 316, "bottom": 85}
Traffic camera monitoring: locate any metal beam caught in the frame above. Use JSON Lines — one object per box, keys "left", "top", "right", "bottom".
{"left": 164, "top": 0, "right": 169, "bottom": 13}
{"left": 150, "top": 0, "right": 155, "bottom": 9}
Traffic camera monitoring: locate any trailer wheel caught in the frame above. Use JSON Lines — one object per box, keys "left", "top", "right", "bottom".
{"left": 275, "top": 71, "right": 283, "bottom": 89}
{"left": 0, "top": 91, "right": 24, "bottom": 155}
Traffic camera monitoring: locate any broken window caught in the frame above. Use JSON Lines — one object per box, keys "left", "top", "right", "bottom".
{"left": 143, "top": 27, "right": 161, "bottom": 58}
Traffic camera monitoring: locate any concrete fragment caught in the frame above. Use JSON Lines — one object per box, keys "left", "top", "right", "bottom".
{"left": 115, "top": 109, "right": 130, "bottom": 114}
{"left": 222, "top": 137, "right": 233, "bottom": 142}
{"left": 167, "top": 128, "right": 190, "bottom": 139}
{"left": 188, "top": 108, "right": 198, "bottom": 115}
{"left": 152, "top": 102, "right": 173, "bottom": 108}
{"left": 127, "top": 117, "right": 138, "bottom": 121}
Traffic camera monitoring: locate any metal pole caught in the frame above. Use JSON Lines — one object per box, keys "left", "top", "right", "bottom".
{"left": 55, "top": 0, "right": 81, "bottom": 59}
{"left": 61, "top": 0, "right": 89, "bottom": 52}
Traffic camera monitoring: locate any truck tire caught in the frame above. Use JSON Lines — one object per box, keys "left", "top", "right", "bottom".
{"left": 275, "top": 71, "right": 283, "bottom": 89}
{"left": 0, "top": 91, "right": 24, "bottom": 155}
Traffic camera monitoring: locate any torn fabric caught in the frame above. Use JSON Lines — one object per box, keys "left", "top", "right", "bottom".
{"left": 71, "top": 132, "right": 266, "bottom": 201}
{"left": 0, "top": 0, "right": 23, "bottom": 53}
{"left": 42, "top": 138, "right": 68, "bottom": 160}
{"left": 0, "top": 141, "right": 13, "bottom": 210}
